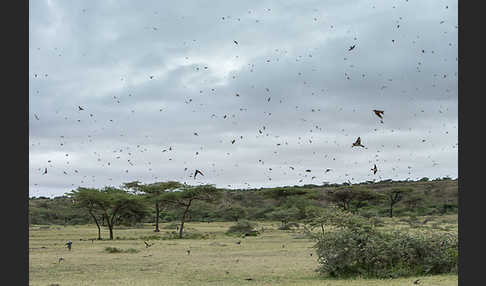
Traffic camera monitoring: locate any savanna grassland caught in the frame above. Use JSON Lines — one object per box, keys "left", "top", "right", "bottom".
{"left": 29, "top": 217, "right": 458, "bottom": 286}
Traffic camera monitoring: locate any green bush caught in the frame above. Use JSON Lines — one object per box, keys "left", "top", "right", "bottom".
{"left": 104, "top": 247, "right": 140, "bottom": 254}
{"left": 226, "top": 220, "right": 259, "bottom": 236}
{"left": 313, "top": 211, "right": 457, "bottom": 278}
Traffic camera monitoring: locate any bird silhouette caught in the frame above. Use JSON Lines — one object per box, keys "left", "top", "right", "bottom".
{"left": 348, "top": 45, "right": 356, "bottom": 51}
{"left": 372, "top": 164, "right": 378, "bottom": 174}
{"left": 144, "top": 241, "right": 154, "bottom": 248}
{"left": 352, "top": 137, "right": 365, "bottom": 148}
{"left": 233, "top": 40, "right": 238, "bottom": 45}
{"left": 34, "top": 114, "right": 40, "bottom": 120}
{"left": 373, "top": 110, "right": 384, "bottom": 123}
{"left": 78, "top": 106, "right": 85, "bottom": 111}
{"left": 43, "top": 168, "right": 47, "bottom": 175}
{"left": 325, "top": 168, "right": 332, "bottom": 173}
{"left": 194, "top": 169, "right": 204, "bottom": 179}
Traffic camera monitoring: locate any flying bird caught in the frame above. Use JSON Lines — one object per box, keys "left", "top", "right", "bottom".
{"left": 43, "top": 168, "right": 47, "bottom": 175}
{"left": 34, "top": 114, "right": 40, "bottom": 120}
{"left": 352, "top": 137, "right": 365, "bottom": 148}
{"left": 233, "top": 40, "right": 238, "bottom": 45}
{"left": 373, "top": 109, "right": 384, "bottom": 119}
{"left": 144, "top": 241, "right": 153, "bottom": 248}
{"left": 348, "top": 45, "right": 356, "bottom": 51}
{"left": 194, "top": 169, "right": 204, "bottom": 179}
{"left": 372, "top": 164, "right": 378, "bottom": 174}
{"left": 78, "top": 106, "right": 85, "bottom": 111}
{"left": 373, "top": 110, "right": 384, "bottom": 123}
{"left": 231, "top": 139, "right": 236, "bottom": 144}
{"left": 325, "top": 169, "right": 332, "bottom": 173}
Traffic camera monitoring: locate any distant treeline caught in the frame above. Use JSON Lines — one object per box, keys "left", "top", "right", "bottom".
{"left": 29, "top": 177, "right": 458, "bottom": 227}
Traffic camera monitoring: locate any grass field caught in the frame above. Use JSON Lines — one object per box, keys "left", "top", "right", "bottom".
{"left": 29, "top": 217, "right": 458, "bottom": 286}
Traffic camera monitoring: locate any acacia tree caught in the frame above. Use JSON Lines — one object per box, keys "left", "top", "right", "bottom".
{"left": 162, "top": 184, "right": 221, "bottom": 238}
{"left": 97, "top": 187, "right": 148, "bottom": 240}
{"left": 123, "top": 181, "right": 181, "bottom": 232}
{"left": 326, "top": 187, "right": 379, "bottom": 213}
{"left": 325, "top": 187, "right": 354, "bottom": 211}
{"left": 383, "top": 188, "right": 413, "bottom": 218}
{"left": 69, "top": 187, "right": 105, "bottom": 240}
{"left": 351, "top": 188, "right": 380, "bottom": 211}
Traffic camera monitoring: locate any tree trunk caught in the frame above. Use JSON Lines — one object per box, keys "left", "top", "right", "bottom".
{"left": 389, "top": 202, "right": 394, "bottom": 218}
{"left": 154, "top": 203, "right": 160, "bottom": 232}
{"left": 105, "top": 213, "right": 114, "bottom": 240}
{"left": 89, "top": 210, "right": 102, "bottom": 240}
{"left": 179, "top": 201, "right": 192, "bottom": 239}
{"left": 97, "top": 224, "right": 101, "bottom": 240}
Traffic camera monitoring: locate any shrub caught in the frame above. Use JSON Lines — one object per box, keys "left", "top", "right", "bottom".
{"left": 104, "top": 247, "right": 140, "bottom": 254}
{"left": 313, "top": 211, "right": 457, "bottom": 278}
{"left": 226, "top": 220, "right": 259, "bottom": 236}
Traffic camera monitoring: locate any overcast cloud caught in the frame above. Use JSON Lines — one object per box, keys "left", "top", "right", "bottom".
{"left": 29, "top": 0, "right": 458, "bottom": 197}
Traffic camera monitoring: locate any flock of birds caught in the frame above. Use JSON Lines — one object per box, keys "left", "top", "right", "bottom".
{"left": 30, "top": 2, "right": 456, "bottom": 198}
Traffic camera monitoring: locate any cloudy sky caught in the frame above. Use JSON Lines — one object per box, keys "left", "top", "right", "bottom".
{"left": 29, "top": 0, "right": 458, "bottom": 197}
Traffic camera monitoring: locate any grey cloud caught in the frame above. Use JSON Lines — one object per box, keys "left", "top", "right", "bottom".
{"left": 29, "top": 0, "right": 457, "bottom": 197}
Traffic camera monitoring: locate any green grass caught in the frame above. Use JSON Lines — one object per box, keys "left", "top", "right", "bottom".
{"left": 29, "top": 218, "right": 458, "bottom": 286}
